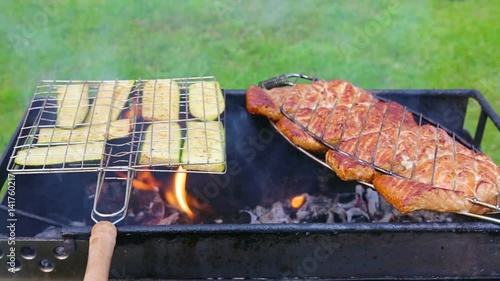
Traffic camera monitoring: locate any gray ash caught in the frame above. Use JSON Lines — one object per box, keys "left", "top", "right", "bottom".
{"left": 86, "top": 180, "right": 455, "bottom": 226}
{"left": 241, "top": 185, "right": 455, "bottom": 224}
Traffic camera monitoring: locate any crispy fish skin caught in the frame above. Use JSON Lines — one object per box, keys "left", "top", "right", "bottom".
{"left": 246, "top": 85, "right": 286, "bottom": 122}
{"left": 276, "top": 118, "right": 326, "bottom": 152}
{"left": 373, "top": 175, "right": 473, "bottom": 214}
{"left": 246, "top": 79, "right": 499, "bottom": 215}
{"left": 56, "top": 84, "right": 90, "bottom": 129}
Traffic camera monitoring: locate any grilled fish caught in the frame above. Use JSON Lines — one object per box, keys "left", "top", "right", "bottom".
{"left": 246, "top": 79, "right": 499, "bottom": 215}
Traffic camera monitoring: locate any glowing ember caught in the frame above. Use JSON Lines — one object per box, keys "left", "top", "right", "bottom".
{"left": 133, "top": 170, "right": 161, "bottom": 191}
{"left": 115, "top": 168, "right": 160, "bottom": 191}
{"left": 291, "top": 195, "right": 306, "bottom": 209}
{"left": 164, "top": 166, "right": 195, "bottom": 219}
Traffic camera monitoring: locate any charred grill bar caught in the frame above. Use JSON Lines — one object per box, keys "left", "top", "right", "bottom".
{"left": 0, "top": 86, "right": 499, "bottom": 280}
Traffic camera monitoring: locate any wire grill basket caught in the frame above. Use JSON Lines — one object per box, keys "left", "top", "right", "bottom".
{"left": 260, "top": 74, "right": 500, "bottom": 224}
{"left": 7, "top": 76, "right": 227, "bottom": 223}
{"left": 7, "top": 77, "right": 226, "bottom": 174}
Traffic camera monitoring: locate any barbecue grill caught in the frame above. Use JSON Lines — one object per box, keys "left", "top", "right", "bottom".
{"left": 0, "top": 76, "right": 499, "bottom": 280}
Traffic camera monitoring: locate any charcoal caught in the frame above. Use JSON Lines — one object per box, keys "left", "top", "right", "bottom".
{"left": 146, "top": 212, "right": 180, "bottom": 225}
{"left": 255, "top": 202, "right": 292, "bottom": 224}
{"left": 118, "top": 172, "right": 456, "bottom": 225}
{"left": 327, "top": 211, "right": 346, "bottom": 223}
{"left": 150, "top": 200, "right": 165, "bottom": 219}
{"left": 233, "top": 211, "right": 253, "bottom": 224}
{"left": 243, "top": 184, "right": 456, "bottom": 224}
{"left": 328, "top": 207, "right": 347, "bottom": 223}
{"left": 346, "top": 208, "right": 371, "bottom": 223}
{"left": 240, "top": 210, "right": 259, "bottom": 224}
{"left": 89, "top": 181, "right": 127, "bottom": 216}
{"left": 365, "top": 188, "right": 380, "bottom": 217}
{"left": 336, "top": 193, "right": 358, "bottom": 208}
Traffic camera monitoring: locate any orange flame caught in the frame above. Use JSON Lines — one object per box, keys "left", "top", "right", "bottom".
{"left": 119, "top": 166, "right": 197, "bottom": 219}
{"left": 164, "top": 166, "right": 195, "bottom": 218}
{"left": 291, "top": 195, "right": 306, "bottom": 209}
{"left": 116, "top": 169, "right": 160, "bottom": 191}
{"left": 133, "top": 170, "right": 161, "bottom": 191}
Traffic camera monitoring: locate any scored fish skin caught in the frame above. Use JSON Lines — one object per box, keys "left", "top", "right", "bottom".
{"left": 246, "top": 79, "right": 499, "bottom": 215}
{"left": 246, "top": 85, "right": 287, "bottom": 121}
{"left": 276, "top": 118, "right": 327, "bottom": 152}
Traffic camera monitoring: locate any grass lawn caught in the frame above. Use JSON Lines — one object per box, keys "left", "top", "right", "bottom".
{"left": 0, "top": 0, "right": 498, "bottom": 163}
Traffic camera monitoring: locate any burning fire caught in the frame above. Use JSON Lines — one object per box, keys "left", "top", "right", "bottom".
{"left": 132, "top": 170, "right": 161, "bottom": 191}
{"left": 164, "top": 166, "right": 195, "bottom": 218}
{"left": 291, "top": 194, "right": 306, "bottom": 209}
{"left": 118, "top": 166, "right": 197, "bottom": 219}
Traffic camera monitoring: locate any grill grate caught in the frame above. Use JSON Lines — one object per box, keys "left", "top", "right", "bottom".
{"left": 7, "top": 77, "right": 226, "bottom": 175}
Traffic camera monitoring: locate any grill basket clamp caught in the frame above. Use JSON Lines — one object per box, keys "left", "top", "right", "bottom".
{"left": 258, "top": 73, "right": 318, "bottom": 89}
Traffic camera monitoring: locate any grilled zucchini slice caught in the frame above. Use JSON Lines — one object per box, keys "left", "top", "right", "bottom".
{"left": 38, "top": 119, "right": 131, "bottom": 144}
{"left": 14, "top": 142, "right": 104, "bottom": 166}
{"left": 181, "top": 121, "right": 225, "bottom": 172}
{"left": 56, "top": 84, "right": 90, "bottom": 129}
{"left": 138, "top": 122, "right": 182, "bottom": 165}
{"left": 188, "top": 81, "right": 225, "bottom": 120}
{"left": 84, "top": 80, "right": 134, "bottom": 123}
{"left": 142, "top": 79, "right": 180, "bottom": 121}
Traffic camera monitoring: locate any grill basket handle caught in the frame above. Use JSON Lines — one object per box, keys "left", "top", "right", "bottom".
{"left": 91, "top": 169, "right": 135, "bottom": 224}
{"left": 84, "top": 221, "right": 117, "bottom": 281}
{"left": 258, "top": 73, "right": 318, "bottom": 89}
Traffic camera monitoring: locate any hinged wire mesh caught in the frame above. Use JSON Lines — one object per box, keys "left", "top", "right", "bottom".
{"left": 280, "top": 92, "right": 481, "bottom": 184}
{"left": 260, "top": 75, "right": 499, "bottom": 223}
{"left": 7, "top": 76, "right": 226, "bottom": 175}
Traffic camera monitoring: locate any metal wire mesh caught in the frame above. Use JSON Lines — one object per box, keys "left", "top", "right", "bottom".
{"left": 277, "top": 83, "right": 482, "bottom": 183}
{"left": 260, "top": 76, "right": 499, "bottom": 221}
{"left": 7, "top": 77, "right": 226, "bottom": 175}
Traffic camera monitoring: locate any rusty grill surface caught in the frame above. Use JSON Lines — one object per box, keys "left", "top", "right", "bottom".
{"left": 6, "top": 77, "right": 226, "bottom": 175}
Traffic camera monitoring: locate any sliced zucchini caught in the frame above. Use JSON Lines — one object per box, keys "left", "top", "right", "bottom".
{"left": 84, "top": 80, "right": 134, "bottom": 123}
{"left": 138, "top": 122, "right": 182, "bottom": 165}
{"left": 181, "top": 121, "right": 225, "bottom": 172}
{"left": 14, "top": 142, "right": 104, "bottom": 166}
{"left": 56, "top": 84, "right": 90, "bottom": 129}
{"left": 142, "top": 79, "right": 180, "bottom": 121}
{"left": 188, "top": 81, "right": 225, "bottom": 120}
{"left": 38, "top": 119, "right": 131, "bottom": 144}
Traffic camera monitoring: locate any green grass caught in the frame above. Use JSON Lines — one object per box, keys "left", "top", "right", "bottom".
{"left": 0, "top": 0, "right": 498, "bottom": 163}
